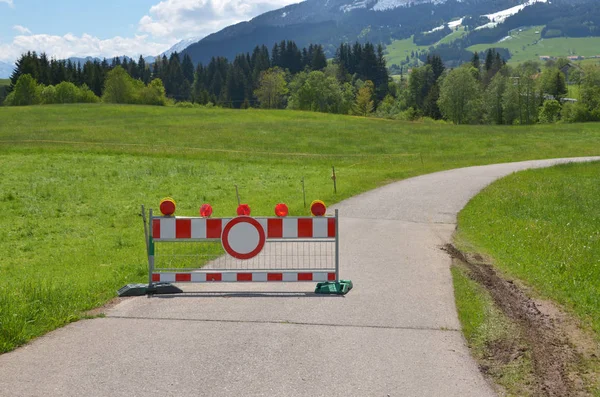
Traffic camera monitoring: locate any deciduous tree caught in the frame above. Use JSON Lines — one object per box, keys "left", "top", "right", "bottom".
{"left": 438, "top": 66, "right": 481, "bottom": 124}
{"left": 254, "top": 67, "right": 288, "bottom": 109}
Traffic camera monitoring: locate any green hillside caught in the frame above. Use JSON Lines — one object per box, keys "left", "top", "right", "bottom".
{"left": 386, "top": 25, "right": 600, "bottom": 67}
{"left": 385, "top": 28, "right": 467, "bottom": 67}
{"left": 385, "top": 37, "right": 428, "bottom": 67}
{"left": 437, "top": 27, "right": 467, "bottom": 45}
{"left": 468, "top": 26, "right": 600, "bottom": 64}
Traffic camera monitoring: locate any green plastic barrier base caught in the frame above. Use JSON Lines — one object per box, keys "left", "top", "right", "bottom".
{"left": 117, "top": 283, "right": 183, "bottom": 297}
{"left": 314, "top": 280, "right": 353, "bottom": 295}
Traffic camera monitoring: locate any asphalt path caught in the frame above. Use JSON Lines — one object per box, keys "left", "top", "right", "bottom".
{"left": 1, "top": 157, "right": 598, "bottom": 397}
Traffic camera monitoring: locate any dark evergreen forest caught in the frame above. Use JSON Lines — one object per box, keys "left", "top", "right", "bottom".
{"left": 8, "top": 40, "right": 389, "bottom": 108}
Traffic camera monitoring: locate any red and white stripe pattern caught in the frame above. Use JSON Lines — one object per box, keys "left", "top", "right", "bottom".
{"left": 152, "top": 217, "right": 336, "bottom": 241}
{"left": 152, "top": 271, "right": 336, "bottom": 283}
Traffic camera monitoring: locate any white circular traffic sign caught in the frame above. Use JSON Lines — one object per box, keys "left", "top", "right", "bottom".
{"left": 221, "top": 217, "right": 266, "bottom": 260}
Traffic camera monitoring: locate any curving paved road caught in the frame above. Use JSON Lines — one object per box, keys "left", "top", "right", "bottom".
{"left": 1, "top": 157, "right": 598, "bottom": 397}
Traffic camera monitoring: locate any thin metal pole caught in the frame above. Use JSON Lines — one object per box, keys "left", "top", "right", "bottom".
{"left": 148, "top": 208, "right": 155, "bottom": 287}
{"left": 141, "top": 205, "right": 149, "bottom": 255}
{"left": 335, "top": 209, "right": 340, "bottom": 282}
{"left": 332, "top": 166, "right": 337, "bottom": 194}
{"left": 235, "top": 185, "right": 241, "bottom": 206}
{"left": 302, "top": 177, "right": 306, "bottom": 208}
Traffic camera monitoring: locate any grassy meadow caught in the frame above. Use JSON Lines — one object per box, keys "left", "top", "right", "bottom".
{"left": 385, "top": 29, "right": 467, "bottom": 67}
{"left": 468, "top": 26, "right": 600, "bottom": 64}
{"left": 1, "top": 103, "right": 600, "bottom": 353}
{"left": 385, "top": 25, "right": 600, "bottom": 67}
{"left": 456, "top": 162, "right": 600, "bottom": 339}
{"left": 385, "top": 37, "right": 428, "bottom": 66}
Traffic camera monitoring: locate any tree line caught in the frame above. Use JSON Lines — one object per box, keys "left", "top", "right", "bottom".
{"left": 378, "top": 50, "right": 600, "bottom": 125}
{"left": 4, "top": 41, "right": 390, "bottom": 111}
{"left": 6, "top": 43, "right": 600, "bottom": 126}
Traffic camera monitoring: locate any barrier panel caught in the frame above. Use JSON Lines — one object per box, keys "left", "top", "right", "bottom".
{"left": 118, "top": 200, "right": 352, "bottom": 296}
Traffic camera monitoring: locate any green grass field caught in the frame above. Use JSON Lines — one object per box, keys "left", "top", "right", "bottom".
{"left": 468, "top": 26, "right": 600, "bottom": 64}
{"left": 385, "top": 25, "right": 600, "bottom": 67}
{"left": 1, "top": 104, "right": 600, "bottom": 353}
{"left": 437, "top": 27, "right": 467, "bottom": 45}
{"left": 385, "top": 37, "right": 428, "bottom": 66}
{"left": 385, "top": 29, "right": 467, "bottom": 67}
{"left": 0, "top": 79, "right": 9, "bottom": 86}
{"left": 456, "top": 162, "right": 600, "bottom": 339}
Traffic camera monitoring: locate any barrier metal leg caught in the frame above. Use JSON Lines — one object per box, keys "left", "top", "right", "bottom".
{"left": 315, "top": 209, "right": 353, "bottom": 295}
{"left": 118, "top": 208, "right": 182, "bottom": 297}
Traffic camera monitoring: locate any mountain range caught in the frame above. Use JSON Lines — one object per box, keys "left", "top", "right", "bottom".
{"left": 2, "top": 0, "right": 598, "bottom": 79}
{"left": 179, "top": 0, "right": 598, "bottom": 65}
{"left": 0, "top": 62, "right": 15, "bottom": 79}
{"left": 180, "top": 0, "right": 531, "bottom": 64}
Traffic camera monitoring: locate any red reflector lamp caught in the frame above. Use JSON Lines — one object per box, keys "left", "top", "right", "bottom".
{"left": 237, "top": 204, "right": 251, "bottom": 216}
{"left": 275, "top": 203, "right": 289, "bottom": 217}
{"left": 200, "top": 204, "right": 213, "bottom": 218}
{"left": 159, "top": 197, "right": 176, "bottom": 216}
{"left": 310, "top": 200, "right": 326, "bottom": 217}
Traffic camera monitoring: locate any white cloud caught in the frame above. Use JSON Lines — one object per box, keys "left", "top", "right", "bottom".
{"left": 0, "top": 33, "right": 175, "bottom": 63}
{"left": 138, "top": 0, "right": 300, "bottom": 40}
{"left": 0, "top": 0, "right": 301, "bottom": 63}
{"left": 13, "top": 25, "right": 31, "bottom": 34}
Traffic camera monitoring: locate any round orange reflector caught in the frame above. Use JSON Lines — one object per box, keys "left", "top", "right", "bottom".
{"left": 200, "top": 204, "right": 213, "bottom": 218}
{"left": 275, "top": 203, "right": 289, "bottom": 217}
{"left": 237, "top": 204, "right": 251, "bottom": 216}
{"left": 310, "top": 200, "right": 326, "bottom": 217}
{"left": 159, "top": 197, "right": 176, "bottom": 216}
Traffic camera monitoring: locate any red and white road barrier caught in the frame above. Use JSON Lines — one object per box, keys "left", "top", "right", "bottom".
{"left": 151, "top": 271, "right": 337, "bottom": 283}
{"left": 147, "top": 202, "right": 340, "bottom": 286}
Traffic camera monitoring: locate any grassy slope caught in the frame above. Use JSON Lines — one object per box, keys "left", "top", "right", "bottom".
{"left": 456, "top": 162, "right": 600, "bottom": 339}
{"left": 385, "top": 29, "right": 466, "bottom": 66}
{"left": 385, "top": 37, "right": 428, "bottom": 66}
{"left": 386, "top": 26, "right": 600, "bottom": 66}
{"left": 1, "top": 104, "right": 600, "bottom": 353}
{"left": 468, "top": 26, "right": 600, "bottom": 64}
{"left": 0, "top": 79, "right": 9, "bottom": 86}
{"left": 437, "top": 27, "right": 467, "bottom": 45}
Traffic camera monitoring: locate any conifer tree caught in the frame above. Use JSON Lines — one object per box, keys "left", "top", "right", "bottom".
{"left": 471, "top": 52, "right": 480, "bottom": 71}
{"left": 311, "top": 45, "right": 327, "bottom": 71}
{"left": 182, "top": 54, "right": 195, "bottom": 85}
{"left": 352, "top": 80, "right": 375, "bottom": 116}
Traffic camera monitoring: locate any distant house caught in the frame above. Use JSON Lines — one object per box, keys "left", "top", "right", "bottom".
{"left": 539, "top": 55, "right": 551, "bottom": 61}
{"left": 560, "top": 62, "right": 583, "bottom": 83}
{"left": 567, "top": 55, "right": 581, "bottom": 61}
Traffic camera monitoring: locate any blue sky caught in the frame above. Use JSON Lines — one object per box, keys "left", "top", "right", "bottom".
{"left": 0, "top": 0, "right": 300, "bottom": 63}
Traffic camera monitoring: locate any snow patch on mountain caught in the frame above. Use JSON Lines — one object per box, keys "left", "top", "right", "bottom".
{"left": 340, "top": 0, "right": 371, "bottom": 13}
{"left": 426, "top": 17, "right": 463, "bottom": 34}
{"left": 448, "top": 18, "right": 463, "bottom": 29}
{"left": 161, "top": 37, "right": 201, "bottom": 57}
{"left": 481, "top": 0, "right": 547, "bottom": 26}
{"left": 373, "top": 0, "right": 442, "bottom": 11}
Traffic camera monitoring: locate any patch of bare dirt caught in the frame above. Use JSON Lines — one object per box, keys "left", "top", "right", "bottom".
{"left": 443, "top": 244, "right": 599, "bottom": 397}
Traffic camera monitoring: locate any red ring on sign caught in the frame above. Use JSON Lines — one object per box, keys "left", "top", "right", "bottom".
{"left": 221, "top": 217, "right": 266, "bottom": 260}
